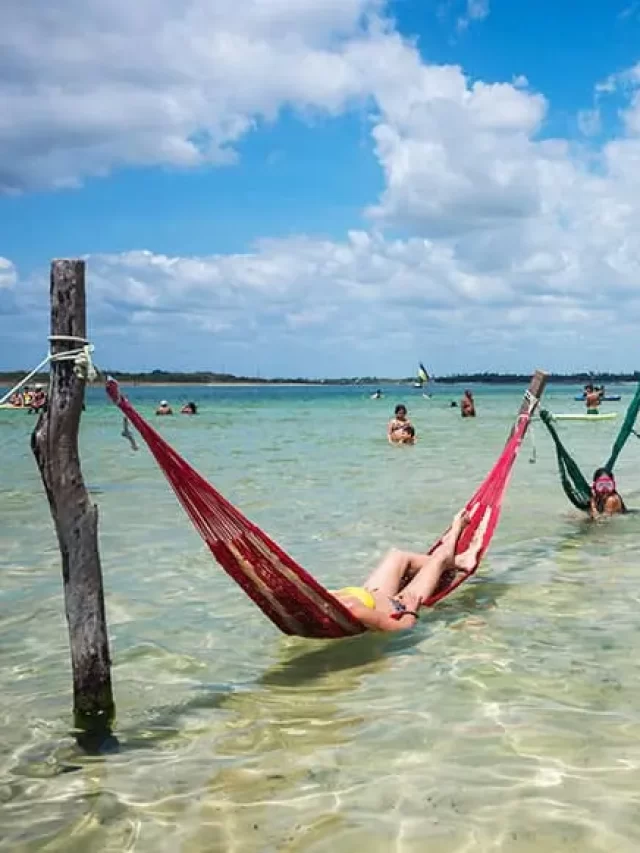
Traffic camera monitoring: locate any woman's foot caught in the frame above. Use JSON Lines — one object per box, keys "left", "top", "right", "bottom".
{"left": 454, "top": 510, "right": 490, "bottom": 572}
{"left": 439, "top": 509, "right": 471, "bottom": 560}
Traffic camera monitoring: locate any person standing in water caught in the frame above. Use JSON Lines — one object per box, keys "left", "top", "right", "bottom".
{"left": 388, "top": 404, "right": 415, "bottom": 443}
{"left": 584, "top": 384, "right": 601, "bottom": 415}
{"left": 461, "top": 390, "right": 476, "bottom": 418}
{"left": 156, "top": 400, "right": 173, "bottom": 416}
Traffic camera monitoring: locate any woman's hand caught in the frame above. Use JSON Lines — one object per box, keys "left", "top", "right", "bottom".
{"left": 397, "top": 589, "right": 421, "bottom": 614}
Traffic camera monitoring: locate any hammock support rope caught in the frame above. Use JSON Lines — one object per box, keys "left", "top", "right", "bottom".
{"left": 0, "top": 336, "right": 97, "bottom": 406}
{"left": 106, "top": 371, "right": 546, "bottom": 638}
{"left": 540, "top": 381, "right": 640, "bottom": 510}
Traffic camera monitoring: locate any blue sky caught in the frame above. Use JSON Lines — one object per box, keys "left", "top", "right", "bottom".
{"left": 1, "top": 0, "right": 640, "bottom": 377}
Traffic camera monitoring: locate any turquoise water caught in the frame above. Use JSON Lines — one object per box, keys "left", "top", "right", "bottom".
{"left": 2, "top": 382, "right": 640, "bottom": 852}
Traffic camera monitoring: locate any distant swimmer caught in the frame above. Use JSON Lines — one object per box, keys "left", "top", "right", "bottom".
{"left": 371, "top": 389, "right": 383, "bottom": 399}
{"left": 589, "top": 469, "right": 626, "bottom": 519}
{"left": 156, "top": 400, "right": 173, "bottom": 416}
{"left": 181, "top": 401, "right": 198, "bottom": 415}
{"left": 461, "top": 390, "right": 476, "bottom": 418}
{"left": 332, "top": 511, "right": 481, "bottom": 632}
{"left": 450, "top": 401, "right": 458, "bottom": 408}
{"left": 388, "top": 404, "right": 415, "bottom": 443}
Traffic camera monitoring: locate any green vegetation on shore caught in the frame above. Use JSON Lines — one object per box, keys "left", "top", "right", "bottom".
{"left": 1, "top": 368, "right": 639, "bottom": 386}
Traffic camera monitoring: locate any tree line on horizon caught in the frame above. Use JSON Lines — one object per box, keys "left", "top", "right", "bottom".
{"left": 1, "top": 368, "right": 639, "bottom": 385}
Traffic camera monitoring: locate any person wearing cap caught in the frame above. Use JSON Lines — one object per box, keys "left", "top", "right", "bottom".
{"left": 156, "top": 400, "right": 173, "bottom": 416}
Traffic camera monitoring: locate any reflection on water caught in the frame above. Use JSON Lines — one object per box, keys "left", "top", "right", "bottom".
{"left": 2, "top": 384, "right": 640, "bottom": 851}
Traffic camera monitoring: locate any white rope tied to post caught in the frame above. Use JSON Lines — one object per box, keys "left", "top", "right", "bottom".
{"left": 0, "top": 336, "right": 98, "bottom": 406}
{"left": 48, "top": 335, "right": 98, "bottom": 381}
{"left": 49, "top": 335, "right": 98, "bottom": 382}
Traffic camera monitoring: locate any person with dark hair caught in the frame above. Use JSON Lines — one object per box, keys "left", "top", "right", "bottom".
{"left": 461, "top": 390, "right": 476, "bottom": 418}
{"left": 589, "top": 468, "right": 626, "bottom": 518}
{"left": 181, "top": 401, "right": 198, "bottom": 415}
{"left": 387, "top": 404, "right": 415, "bottom": 443}
{"left": 584, "top": 384, "right": 602, "bottom": 414}
{"left": 398, "top": 423, "right": 416, "bottom": 444}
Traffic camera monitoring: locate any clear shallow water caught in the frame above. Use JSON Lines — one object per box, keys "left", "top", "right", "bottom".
{"left": 2, "top": 382, "right": 640, "bottom": 852}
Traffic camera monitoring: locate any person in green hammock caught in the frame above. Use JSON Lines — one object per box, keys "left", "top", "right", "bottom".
{"left": 540, "top": 382, "right": 640, "bottom": 517}
{"left": 332, "top": 509, "right": 483, "bottom": 632}
{"left": 589, "top": 469, "right": 626, "bottom": 519}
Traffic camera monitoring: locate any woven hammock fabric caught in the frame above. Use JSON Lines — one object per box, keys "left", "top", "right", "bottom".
{"left": 106, "top": 378, "right": 541, "bottom": 638}
{"left": 606, "top": 382, "right": 640, "bottom": 471}
{"left": 539, "top": 410, "right": 592, "bottom": 511}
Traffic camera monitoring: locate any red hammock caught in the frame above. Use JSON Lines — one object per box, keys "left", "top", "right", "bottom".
{"left": 106, "top": 372, "right": 546, "bottom": 638}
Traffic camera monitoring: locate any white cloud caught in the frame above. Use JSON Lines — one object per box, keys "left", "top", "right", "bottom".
{"left": 457, "top": 0, "right": 490, "bottom": 32}
{"left": 3, "top": 5, "right": 640, "bottom": 374}
{"left": 3, "top": 203, "right": 640, "bottom": 375}
{"left": 0, "top": 258, "right": 17, "bottom": 289}
{"left": 0, "top": 0, "right": 383, "bottom": 191}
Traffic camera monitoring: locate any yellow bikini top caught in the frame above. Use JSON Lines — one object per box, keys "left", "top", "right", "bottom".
{"left": 332, "top": 586, "right": 376, "bottom": 609}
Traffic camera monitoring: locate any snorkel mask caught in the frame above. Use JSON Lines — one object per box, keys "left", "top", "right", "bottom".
{"left": 593, "top": 473, "right": 616, "bottom": 496}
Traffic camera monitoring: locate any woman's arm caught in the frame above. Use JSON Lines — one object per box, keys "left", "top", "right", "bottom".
{"left": 388, "top": 420, "right": 401, "bottom": 442}
{"left": 361, "top": 609, "right": 418, "bottom": 632}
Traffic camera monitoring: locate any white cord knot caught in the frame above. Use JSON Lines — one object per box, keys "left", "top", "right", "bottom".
{"left": 73, "top": 344, "right": 97, "bottom": 382}
{"left": 48, "top": 336, "right": 98, "bottom": 382}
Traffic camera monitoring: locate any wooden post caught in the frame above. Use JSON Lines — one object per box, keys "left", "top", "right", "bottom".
{"left": 521, "top": 369, "right": 548, "bottom": 415}
{"left": 31, "top": 259, "right": 115, "bottom": 744}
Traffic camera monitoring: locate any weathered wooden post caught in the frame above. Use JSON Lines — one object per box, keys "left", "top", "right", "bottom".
{"left": 31, "top": 259, "right": 115, "bottom": 746}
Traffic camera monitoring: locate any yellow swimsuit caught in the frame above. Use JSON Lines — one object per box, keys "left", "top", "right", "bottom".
{"left": 332, "top": 586, "right": 376, "bottom": 609}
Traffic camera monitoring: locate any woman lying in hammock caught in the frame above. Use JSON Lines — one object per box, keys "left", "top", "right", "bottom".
{"left": 332, "top": 510, "right": 481, "bottom": 632}
{"left": 589, "top": 469, "right": 627, "bottom": 519}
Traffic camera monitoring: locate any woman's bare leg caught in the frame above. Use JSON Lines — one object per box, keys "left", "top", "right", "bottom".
{"left": 362, "top": 549, "right": 419, "bottom": 598}
{"left": 396, "top": 510, "right": 469, "bottom": 604}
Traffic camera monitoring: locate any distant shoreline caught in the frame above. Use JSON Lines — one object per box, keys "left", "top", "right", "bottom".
{"left": 1, "top": 370, "right": 639, "bottom": 387}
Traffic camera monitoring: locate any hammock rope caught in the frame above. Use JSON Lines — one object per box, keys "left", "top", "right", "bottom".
{"left": 540, "top": 381, "right": 640, "bottom": 510}
{"left": 0, "top": 336, "right": 97, "bottom": 406}
{"left": 106, "top": 374, "right": 545, "bottom": 638}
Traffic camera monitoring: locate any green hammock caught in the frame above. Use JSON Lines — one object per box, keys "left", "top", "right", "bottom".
{"left": 540, "top": 382, "right": 640, "bottom": 511}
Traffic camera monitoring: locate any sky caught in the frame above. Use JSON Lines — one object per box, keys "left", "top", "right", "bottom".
{"left": 1, "top": 0, "right": 640, "bottom": 378}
